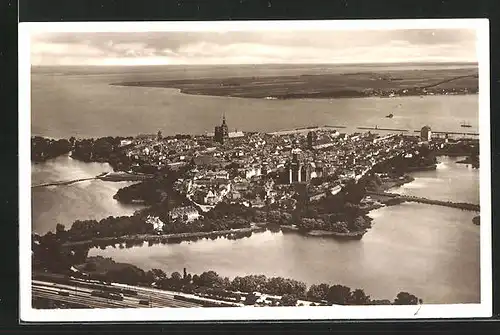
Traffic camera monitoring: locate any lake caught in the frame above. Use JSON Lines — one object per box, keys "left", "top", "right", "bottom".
{"left": 31, "top": 155, "right": 145, "bottom": 235}
{"left": 84, "top": 156, "right": 479, "bottom": 304}
{"left": 88, "top": 202, "right": 479, "bottom": 304}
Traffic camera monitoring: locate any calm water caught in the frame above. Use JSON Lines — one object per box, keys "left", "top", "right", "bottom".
{"left": 390, "top": 155, "right": 480, "bottom": 204}
{"left": 86, "top": 160, "right": 480, "bottom": 304}
{"left": 31, "top": 65, "right": 479, "bottom": 139}
{"left": 31, "top": 64, "right": 480, "bottom": 304}
{"left": 31, "top": 155, "right": 145, "bottom": 234}
{"left": 89, "top": 204, "right": 479, "bottom": 304}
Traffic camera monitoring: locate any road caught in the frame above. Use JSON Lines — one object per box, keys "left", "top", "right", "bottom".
{"left": 421, "top": 73, "right": 478, "bottom": 89}
{"left": 32, "top": 280, "right": 202, "bottom": 308}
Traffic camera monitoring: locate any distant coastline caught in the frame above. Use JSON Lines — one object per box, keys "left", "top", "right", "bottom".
{"left": 110, "top": 68, "right": 478, "bottom": 101}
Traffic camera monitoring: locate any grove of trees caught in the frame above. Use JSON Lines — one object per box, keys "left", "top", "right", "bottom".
{"left": 31, "top": 137, "right": 72, "bottom": 162}
{"left": 69, "top": 258, "right": 422, "bottom": 307}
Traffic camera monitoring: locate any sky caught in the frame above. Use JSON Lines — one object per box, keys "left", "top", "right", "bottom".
{"left": 30, "top": 28, "right": 478, "bottom": 66}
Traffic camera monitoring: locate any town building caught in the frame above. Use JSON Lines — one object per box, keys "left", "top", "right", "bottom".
{"left": 169, "top": 206, "right": 200, "bottom": 222}
{"left": 421, "top": 126, "right": 432, "bottom": 142}
{"left": 146, "top": 215, "right": 165, "bottom": 233}
{"left": 307, "top": 131, "right": 318, "bottom": 149}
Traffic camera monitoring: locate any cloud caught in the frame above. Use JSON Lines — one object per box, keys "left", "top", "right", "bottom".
{"left": 30, "top": 29, "right": 478, "bottom": 66}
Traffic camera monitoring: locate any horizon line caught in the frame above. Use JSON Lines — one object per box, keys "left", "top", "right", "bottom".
{"left": 31, "top": 60, "right": 479, "bottom": 67}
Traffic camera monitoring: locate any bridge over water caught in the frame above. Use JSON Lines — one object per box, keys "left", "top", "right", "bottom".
{"left": 366, "top": 191, "right": 480, "bottom": 212}
{"left": 31, "top": 177, "right": 97, "bottom": 188}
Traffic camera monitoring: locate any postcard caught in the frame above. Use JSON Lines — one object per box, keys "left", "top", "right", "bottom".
{"left": 19, "top": 18, "right": 491, "bottom": 322}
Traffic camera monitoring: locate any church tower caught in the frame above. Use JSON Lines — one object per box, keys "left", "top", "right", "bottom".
{"left": 221, "top": 114, "right": 229, "bottom": 139}
{"left": 214, "top": 114, "right": 230, "bottom": 144}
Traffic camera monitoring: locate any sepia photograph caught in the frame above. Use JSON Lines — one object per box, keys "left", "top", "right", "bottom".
{"left": 19, "top": 19, "right": 491, "bottom": 321}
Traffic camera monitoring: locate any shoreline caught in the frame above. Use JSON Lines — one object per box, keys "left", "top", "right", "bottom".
{"left": 54, "top": 171, "right": 418, "bottom": 248}
{"left": 62, "top": 226, "right": 266, "bottom": 248}
{"left": 62, "top": 222, "right": 374, "bottom": 249}
{"left": 280, "top": 225, "right": 366, "bottom": 239}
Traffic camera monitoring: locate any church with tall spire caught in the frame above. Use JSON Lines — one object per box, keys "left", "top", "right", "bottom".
{"left": 214, "top": 113, "right": 229, "bottom": 144}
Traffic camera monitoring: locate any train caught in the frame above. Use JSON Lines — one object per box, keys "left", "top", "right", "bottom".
{"left": 173, "top": 294, "right": 239, "bottom": 307}
{"left": 34, "top": 272, "right": 139, "bottom": 297}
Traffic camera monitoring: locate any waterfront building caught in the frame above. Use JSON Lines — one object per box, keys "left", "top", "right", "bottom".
{"left": 421, "top": 125, "right": 432, "bottom": 142}
{"left": 229, "top": 131, "right": 244, "bottom": 138}
{"left": 120, "top": 139, "right": 133, "bottom": 147}
{"left": 146, "top": 215, "right": 165, "bottom": 232}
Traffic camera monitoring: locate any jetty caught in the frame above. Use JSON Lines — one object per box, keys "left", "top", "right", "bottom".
{"left": 269, "top": 125, "right": 346, "bottom": 135}
{"left": 412, "top": 130, "right": 479, "bottom": 136}
{"left": 358, "top": 127, "right": 409, "bottom": 132}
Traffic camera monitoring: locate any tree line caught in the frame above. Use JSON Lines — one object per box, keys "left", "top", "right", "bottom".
{"left": 31, "top": 135, "right": 136, "bottom": 170}
{"left": 78, "top": 257, "right": 423, "bottom": 306}
{"left": 48, "top": 201, "right": 260, "bottom": 245}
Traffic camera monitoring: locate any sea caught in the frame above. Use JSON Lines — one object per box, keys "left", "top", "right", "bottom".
{"left": 30, "top": 64, "right": 480, "bottom": 304}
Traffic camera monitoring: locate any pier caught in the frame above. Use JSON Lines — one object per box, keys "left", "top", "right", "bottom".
{"left": 412, "top": 130, "right": 479, "bottom": 136}
{"left": 357, "top": 126, "right": 409, "bottom": 132}
{"left": 366, "top": 191, "right": 480, "bottom": 212}
{"left": 269, "top": 125, "right": 346, "bottom": 135}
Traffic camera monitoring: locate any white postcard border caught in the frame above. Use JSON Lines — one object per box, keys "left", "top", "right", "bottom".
{"left": 19, "top": 18, "right": 492, "bottom": 322}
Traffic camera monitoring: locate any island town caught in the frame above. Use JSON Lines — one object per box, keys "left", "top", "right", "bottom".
{"left": 31, "top": 117, "right": 479, "bottom": 309}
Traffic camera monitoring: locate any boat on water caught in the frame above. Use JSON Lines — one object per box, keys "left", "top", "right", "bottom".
{"left": 461, "top": 121, "right": 472, "bottom": 128}
{"left": 386, "top": 113, "right": 394, "bottom": 118}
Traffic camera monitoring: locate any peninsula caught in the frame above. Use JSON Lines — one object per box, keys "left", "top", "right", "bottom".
{"left": 110, "top": 67, "right": 478, "bottom": 100}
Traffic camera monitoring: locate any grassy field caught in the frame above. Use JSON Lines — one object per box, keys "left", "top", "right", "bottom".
{"left": 111, "top": 67, "right": 478, "bottom": 99}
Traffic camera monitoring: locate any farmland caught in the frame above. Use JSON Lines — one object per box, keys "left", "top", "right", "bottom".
{"left": 111, "top": 66, "right": 478, "bottom": 100}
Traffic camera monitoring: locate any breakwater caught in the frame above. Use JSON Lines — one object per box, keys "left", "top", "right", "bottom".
{"left": 357, "top": 127, "right": 409, "bottom": 132}
{"left": 269, "top": 125, "right": 346, "bottom": 136}
{"left": 413, "top": 130, "right": 479, "bottom": 136}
